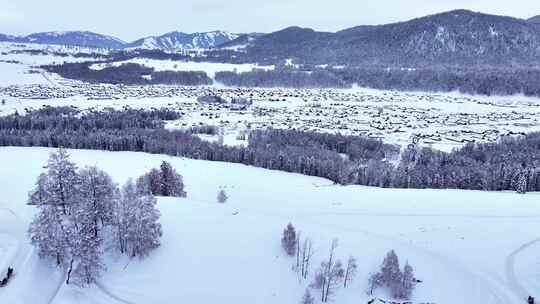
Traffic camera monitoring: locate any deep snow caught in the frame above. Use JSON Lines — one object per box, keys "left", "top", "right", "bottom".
{"left": 0, "top": 147, "right": 539, "bottom": 304}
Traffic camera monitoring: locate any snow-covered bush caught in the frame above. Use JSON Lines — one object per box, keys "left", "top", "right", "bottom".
{"left": 368, "top": 250, "right": 416, "bottom": 299}
{"left": 217, "top": 189, "right": 228, "bottom": 203}
{"left": 281, "top": 223, "right": 297, "bottom": 256}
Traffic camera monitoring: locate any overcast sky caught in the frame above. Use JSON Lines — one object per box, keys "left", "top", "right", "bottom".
{"left": 1, "top": 0, "right": 539, "bottom": 41}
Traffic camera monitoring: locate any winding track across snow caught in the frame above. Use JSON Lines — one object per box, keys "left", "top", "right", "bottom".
{"left": 95, "top": 281, "right": 136, "bottom": 304}
{"left": 505, "top": 237, "right": 540, "bottom": 301}
{"left": 0, "top": 207, "right": 65, "bottom": 304}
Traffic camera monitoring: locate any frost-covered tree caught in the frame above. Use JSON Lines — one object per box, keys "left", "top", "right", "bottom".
{"left": 136, "top": 168, "right": 161, "bottom": 195}
{"left": 115, "top": 180, "right": 137, "bottom": 254}
{"left": 512, "top": 169, "right": 528, "bottom": 194}
{"left": 120, "top": 179, "right": 162, "bottom": 258}
{"left": 28, "top": 149, "right": 103, "bottom": 286}
{"left": 300, "top": 288, "right": 315, "bottom": 304}
{"left": 343, "top": 256, "right": 358, "bottom": 288}
{"left": 370, "top": 250, "right": 415, "bottom": 299}
{"left": 323, "top": 258, "right": 344, "bottom": 302}
{"left": 27, "top": 173, "right": 49, "bottom": 206}
{"left": 367, "top": 272, "right": 383, "bottom": 295}
{"left": 399, "top": 261, "right": 416, "bottom": 300}
{"left": 300, "top": 237, "right": 314, "bottom": 279}
{"left": 69, "top": 197, "right": 105, "bottom": 286}
{"left": 44, "top": 148, "right": 80, "bottom": 215}
{"left": 79, "top": 166, "right": 118, "bottom": 236}
{"left": 28, "top": 149, "right": 162, "bottom": 287}
{"left": 28, "top": 149, "right": 80, "bottom": 270}
{"left": 312, "top": 239, "right": 343, "bottom": 303}
{"left": 281, "top": 223, "right": 297, "bottom": 256}
{"left": 137, "top": 162, "right": 186, "bottom": 197}
{"left": 380, "top": 249, "right": 402, "bottom": 297}
{"left": 217, "top": 189, "right": 228, "bottom": 204}
{"left": 28, "top": 205, "right": 69, "bottom": 266}
{"left": 160, "top": 161, "right": 186, "bottom": 197}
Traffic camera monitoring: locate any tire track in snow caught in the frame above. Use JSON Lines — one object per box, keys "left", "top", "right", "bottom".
{"left": 216, "top": 200, "right": 516, "bottom": 304}
{"left": 314, "top": 220, "right": 515, "bottom": 304}
{"left": 505, "top": 237, "right": 540, "bottom": 301}
{"left": 0, "top": 207, "right": 24, "bottom": 278}
{"left": 46, "top": 273, "right": 66, "bottom": 304}
{"left": 0, "top": 207, "right": 66, "bottom": 304}
{"left": 95, "top": 281, "right": 136, "bottom": 304}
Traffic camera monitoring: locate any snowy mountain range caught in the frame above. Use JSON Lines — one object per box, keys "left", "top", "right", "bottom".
{"left": 529, "top": 15, "right": 540, "bottom": 24}
{"left": 239, "top": 10, "right": 540, "bottom": 66}
{"left": 0, "top": 31, "right": 126, "bottom": 49}
{"left": 0, "top": 30, "right": 240, "bottom": 50}
{"left": 1, "top": 10, "right": 539, "bottom": 61}
{"left": 126, "top": 31, "right": 240, "bottom": 50}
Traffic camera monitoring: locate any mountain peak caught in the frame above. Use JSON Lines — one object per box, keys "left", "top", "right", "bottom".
{"left": 126, "top": 31, "right": 240, "bottom": 50}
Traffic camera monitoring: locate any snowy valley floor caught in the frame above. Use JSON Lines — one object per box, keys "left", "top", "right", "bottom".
{"left": 0, "top": 147, "right": 539, "bottom": 304}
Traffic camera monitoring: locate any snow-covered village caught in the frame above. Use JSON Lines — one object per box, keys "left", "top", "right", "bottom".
{"left": 1, "top": 1, "right": 540, "bottom": 304}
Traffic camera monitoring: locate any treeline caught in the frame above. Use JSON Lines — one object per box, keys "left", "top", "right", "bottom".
{"left": 396, "top": 136, "right": 540, "bottom": 192}
{"left": 39, "top": 48, "right": 540, "bottom": 96}
{"left": 215, "top": 69, "right": 351, "bottom": 89}
{"left": 42, "top": 62, "right": 213, "bottom": 86}
{"left": 1, "top": 107, "right": 539, "bottom": 192}
{"left": 0, "top": 107, "right": 181, "bottom": 131}
{"left": 212, "top": 64, "right": 540, "bottom": 96}
{"left": 249, "top": 129, "right": 399, "bottom": 162}
{"left": 333, "top": 66, "right": 540, "bottom": 97}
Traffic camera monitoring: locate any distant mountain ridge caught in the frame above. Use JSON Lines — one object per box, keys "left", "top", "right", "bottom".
{"left": 1, "top": 9, "right": 540, "bottom": 65}
{"left": 126, "top": 31, "right": 240, "bottom": 50}
{"left": 528, "top": 15, "right": 540, "bottom": 24}
{"left": 0, "top": 31, "right": 126, "bottom": 49}
{"left": 0, "top": 30, "right": 240, "bottom": 50}
{"left": 240, "top": 10, "right": 540, "bottom": 66}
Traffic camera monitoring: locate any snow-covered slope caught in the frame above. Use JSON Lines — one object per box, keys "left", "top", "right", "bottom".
{"left": 0, "top": 30, "right": 238, "bottom": 50}
{"left": 1, "top": 147, "right": 539, "bottom": 304}
{"left": 0, "top": 31, "right": 125, "bottom": 49}
{"left": 126, "top": 31, "right": 240, "bottom": 50}
{"left": 0, "top": 42, "right": 105, "bottom": 86}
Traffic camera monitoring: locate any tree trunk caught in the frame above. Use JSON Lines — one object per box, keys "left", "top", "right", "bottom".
{"left": 66, "top": 259, "right": 74, "bottom": 285}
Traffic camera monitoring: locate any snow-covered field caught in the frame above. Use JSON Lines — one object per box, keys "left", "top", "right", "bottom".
{"left": 0, "top": 147, "right": 539, "bottom": 304}
{"left": 89, "top": 58, "right": 274, "bottom": 78}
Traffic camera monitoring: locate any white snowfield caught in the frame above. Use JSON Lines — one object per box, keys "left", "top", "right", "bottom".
{"left": 0, "top": 147, "right": 539, "bottom": 304}
{"left": 0, "top": 42, "right": 104, "bottom": 87}
{"left": 89, "top": 58, "right": 275, "bottom": 78}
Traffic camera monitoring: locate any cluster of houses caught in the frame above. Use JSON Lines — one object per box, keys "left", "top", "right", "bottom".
{"left": 2, "top": 82, "right": 539, "bottom": 149}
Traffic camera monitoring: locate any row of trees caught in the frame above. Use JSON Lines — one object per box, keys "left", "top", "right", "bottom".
{"left": 334, "top": 65, "right": 540, "bottom": 97}
{"left": 1, "top": 107, "right": 539, "bottom": 192}
{"left": 215, "top": 69, "right": 351, "bottom": 89}
{"left": 0, "top": 107, "right": 181, "bottom": 131}
{"left": 43, "top": 62, "right": 213, "bottom": 86}
{"left": 28, "top": 149, "right": 162, "bottom": 286}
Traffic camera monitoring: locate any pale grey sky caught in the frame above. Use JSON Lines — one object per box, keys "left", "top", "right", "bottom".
{"left": 1, "top": 0, "right": 539, "bottom": 41}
